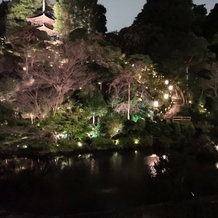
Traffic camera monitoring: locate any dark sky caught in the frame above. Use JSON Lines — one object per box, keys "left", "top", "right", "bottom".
{"left": 98, "top": 0, "right": 217, "bottom": 32}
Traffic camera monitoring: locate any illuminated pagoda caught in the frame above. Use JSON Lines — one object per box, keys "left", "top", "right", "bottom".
{"left": 26, "top": 0, "right": 56, "bottom": 37}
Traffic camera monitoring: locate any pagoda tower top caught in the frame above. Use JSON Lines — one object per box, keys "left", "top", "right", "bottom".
{"left": 42, "top": 0, "right": 45, "bottom": 13}
{"left": 26, "top": 0, "right": 56, "bottom": 37}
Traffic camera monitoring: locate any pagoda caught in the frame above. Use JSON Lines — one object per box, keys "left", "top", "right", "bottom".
{"left": 26, "top": 0, "right": 56, "bottom": 37}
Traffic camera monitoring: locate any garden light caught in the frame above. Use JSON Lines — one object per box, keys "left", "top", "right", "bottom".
{"left": 153, "top": 101, "right": 159, "bottom": 107}
{"left": 168, "top": 85, "right": 173, "bottom": 90}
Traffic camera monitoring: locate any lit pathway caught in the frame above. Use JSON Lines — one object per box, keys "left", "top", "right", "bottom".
{"left": 163, "top": 86, "right": 185, "bottom": 120}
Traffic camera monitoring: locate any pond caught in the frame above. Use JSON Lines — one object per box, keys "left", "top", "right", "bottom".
{"left": 0, "top": 150, "right": 218, "bottom": 217}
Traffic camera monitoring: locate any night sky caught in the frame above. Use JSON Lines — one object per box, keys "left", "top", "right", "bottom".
{"left": 98, "top": 0, "right": 217, "bottom": 32}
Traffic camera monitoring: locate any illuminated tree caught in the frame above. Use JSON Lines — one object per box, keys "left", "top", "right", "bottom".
{"left": 78, "top": 89, "right": 108, "bottom": 125}
{"left": 15, "top": 42, "right": 96, "bottom": 122}
{"left": 6, "top": 0, "right": 42, "bottom": 37}
{"left": 53, "top": 0, "right": 107, "bottom": 40}
{"left": 110, "top": 56, "right": 155, "bottom": 120}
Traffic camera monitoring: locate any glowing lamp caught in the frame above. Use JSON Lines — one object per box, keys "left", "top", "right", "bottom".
{"left": 168, "top": 85, "right": 173, "bottom": 91}
{"left": 77, "top": 142, "right": 82, "bottom": 147}
{"left": 164, "top": 93, "right": 169, "bottom": 99}
{"left": 153, "top": 101, "right": 159, "bottom": 107}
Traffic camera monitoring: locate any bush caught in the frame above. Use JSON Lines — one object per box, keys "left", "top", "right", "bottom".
{"left": 170, "top": 122, "right": 181, "bottom": 136}
{"left": 123, "top": 120, "right": 137, "bottom": 133}
{"left": 99, "top": 113, "right": 124, "bottom": 138}
{"left": 180, "top": 121, "right": 195, "bottom": 138}
{"left": 154, "top": 136, "right": 172, "bottom": 149}
{"left": 91, "top": 137, "right": 114, "bottom": 150}
{"left": 118, "top": 137, "right": 135, "bottom": 148}
{"left": 139, "top": 135, "right": 153, "bottom": 147}
{"left": 58, "top": 138, "right": 78, "bottom": 147}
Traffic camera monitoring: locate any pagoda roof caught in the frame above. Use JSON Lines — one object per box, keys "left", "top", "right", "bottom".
{"left": 27, "top": 13, "right": 54, "bottom": 26}
{"left": 37, "top": 24, "right": 56, "bottom": 36}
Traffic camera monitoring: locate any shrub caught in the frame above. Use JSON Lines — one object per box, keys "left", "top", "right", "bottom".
{"left": 91, "top": 137, "right": 114, "bottom": 150}
{"left": 139, "top": 135, "right": 153, "bottom": 147}
{"left": 154, "top": 136, "right": 172, "bottom": 149}
{"left": 58, "top": 138, "right": 78, "bottom": 148}
{"left": 99, "top": 113, "right": 124, "bottom": 138}
{"left": 170, "top": 122, "right": 181, "bottom": 136}
{"left": 180, "top": 121, "right": 195, "bottom": 138}
{"left": 123, "top": 120, "right": 137, "bottom": 133}
{"left": 118, "top": 137, "right": 135, "bottom": 148}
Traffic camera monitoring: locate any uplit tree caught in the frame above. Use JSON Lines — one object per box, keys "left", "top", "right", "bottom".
{"left": 53, "top": 0, "right": 107, "bottom": 40}
{"left": 6, "top": 0, "right": 42, "bottom": 37}
{"left": 78, "top": 89, "right": 108, "bottom": 125}
{"left": 110, "top": 56, "right": 155, "bottom": 120}
{"left": 15, "top": 42, "right": 96, "bottom": 121}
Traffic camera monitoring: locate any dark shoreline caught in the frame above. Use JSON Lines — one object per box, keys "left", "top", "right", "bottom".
{"left": 0, "top": 196, "right": 218, "bottom": 218}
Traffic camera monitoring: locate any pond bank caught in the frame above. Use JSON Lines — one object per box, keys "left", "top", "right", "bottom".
{"left": 1, "top": 196, "right": 218, "bottom": 218}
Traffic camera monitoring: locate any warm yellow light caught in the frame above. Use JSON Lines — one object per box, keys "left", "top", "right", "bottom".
{"left": 23, "top": 67, "right": 27, "bottom": 71}
{"left": 77, "top": 142, "right": 82, "bottom": 147}
{"left": 134, "top": 139, "right": 139, "bottom": 144}
{"left": 165, "top": 80, "right": 169, "bottom": 85}
{"left": 164, "top": 93, "right": 169, "bottom": 99}
{"left": 168, "top": 85, "right": 173, "bottom": 90}
{"left": 153, "top": 101, "right": 159, "bottom": 107}
{"left": 114, "top": 139, "right": 119, "bottom": 145}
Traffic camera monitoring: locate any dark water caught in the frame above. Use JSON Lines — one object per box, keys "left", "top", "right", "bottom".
{"left": 0, "top": 150, "right": 217, "bottom": 216}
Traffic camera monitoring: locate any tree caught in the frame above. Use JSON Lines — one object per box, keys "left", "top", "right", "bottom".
{"left": 78, "top": 89, "right": 108, "bottom": 125}
{"left": 204, "top": 4, "right": 218, "bottom": 40}
{"left": 14, "top": 42, "right": 96, "bottom": 121}
{"left": 200, "top": 62, "right": 218, "bottom": 98}
{"left": 127, "top": 0, "right": 214, "bottom": 85}
{"left": 192, "top": 4, "right": 207, "bottom": 36}
{"left": 8, "top": 25, "right": 49, "bottom": 73}
{"left": 134, "top": 0, "right": 194, "bottom": 32}
{"left": 204, "top": 4, "right": 218, "bottom": 57}
{"left": 43, "top": 101, "right": 92, "bottom": 141}
{"left": 6, "top": 0, "right": 42, "bottom": 37}
{"left": 53, "top": 0, "right": 107, "bottom": 40}
{"left": 0, "top": 1, "right": 9, "bottom": 37}
{"left": 109, "top": 56, "right": 155, "bottom": 120}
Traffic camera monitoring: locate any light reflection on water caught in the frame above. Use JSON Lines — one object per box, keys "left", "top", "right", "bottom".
{"left": 145, "top": 154, "right": 160, "bottom": 177}
{"left": 0, "top": 151, "right": 218, "bottom": 215}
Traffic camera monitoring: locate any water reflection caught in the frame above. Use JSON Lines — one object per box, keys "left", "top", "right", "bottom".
{"left": 145, "top": 154, "right": 160, "bottom": 177}
{"left": 0, "top": 151, "right": 217, "bottom": 216}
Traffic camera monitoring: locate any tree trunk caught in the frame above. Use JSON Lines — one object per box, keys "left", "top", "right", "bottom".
{"left": 92, "top": 113, "right": 95, "bottom": 125}
{"left": 127, "top": 82, "right": 130, "bottom": 120}
{"left": 186, "top": 66, "right": 189, "bottom": 81}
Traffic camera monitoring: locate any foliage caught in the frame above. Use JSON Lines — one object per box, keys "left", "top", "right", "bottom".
{"left": 0, "top": 102, "right": 16, "bottom": 124}
{"left": 139, "top": 134, "right": 153, "bottom": 147}
{"left": 0, "top": 0, "right": 218, "bottom": 155}
{"left": 6, "top": 0, "right": 42, "bottom": 37}
{"left": 57, "top": 138, "right": 78, "bottom": 151}
{"left": 53, "top": 0, "right": 107, "bottom": 40}
{"left": 77, "top": 89, "right": 108, "bottom": 124}
{"left": 91, "top": 137, "right": 114, "bottom": 149}
{"left": 42, "top": 104, "right": 92, "bottom": 141}
{"left": 14, "top": 42, "right": 96, "bottom": 120}
{"left": 123, "top": 118, "right": 146, "bottom": 133}
{"left": 180, "top": 121, "right": 196, "bottom": 138}
{"left": 118, "top": 137, "right": 135, "bottom": 148}
{"left": 99, "top": 113, "right": 124, "bottom": 138}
